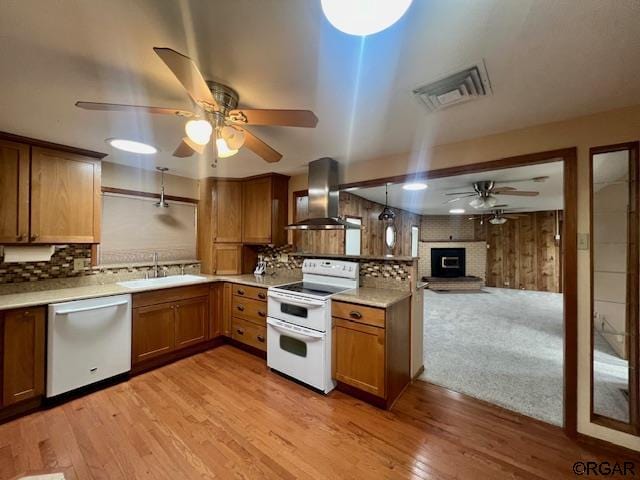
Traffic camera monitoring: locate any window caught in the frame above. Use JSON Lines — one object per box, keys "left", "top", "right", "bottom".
{"left": 345, "top": 217, "right": 362, "bottom": 255}
{"left": 99, "top": 193, "right": 197, "bottom": 265}
{"left": 411, "top": 225, "right": 419, "bottom": 257}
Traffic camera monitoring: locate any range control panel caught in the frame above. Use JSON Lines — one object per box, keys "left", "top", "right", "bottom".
{"left": 302, "top": 259, "right": 359, "bottom": 280}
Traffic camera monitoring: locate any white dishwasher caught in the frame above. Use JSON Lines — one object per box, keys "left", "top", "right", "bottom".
{"left": 47, "top": 294, "right": 132, "bottom": 397}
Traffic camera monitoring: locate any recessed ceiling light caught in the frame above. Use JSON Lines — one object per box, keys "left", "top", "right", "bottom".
{"left": 449, "top": 208, "right": 465, "bottom": 214}
{"left": 107, "top": 138, "right": 157, "bottom": 154}
{"left": 321, "top": 0, "right": 413, "bottom": 36}
{"left": 402, "top": 182, "right": 428, "bottom": 191}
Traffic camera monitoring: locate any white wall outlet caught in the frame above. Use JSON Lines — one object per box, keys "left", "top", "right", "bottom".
{"left": 73, "top": 258, "right": 90, "bottom": 272}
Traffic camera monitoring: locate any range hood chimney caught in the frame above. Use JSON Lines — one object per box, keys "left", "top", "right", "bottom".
{"left": 286, "top": 157, "right": 360, "bottom": 230}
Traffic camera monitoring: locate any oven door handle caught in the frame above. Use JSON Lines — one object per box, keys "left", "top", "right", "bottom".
{"left": 267, "top": 318, "right": 324, "bottom": 339}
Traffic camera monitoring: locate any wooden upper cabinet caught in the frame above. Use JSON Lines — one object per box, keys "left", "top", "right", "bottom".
{"left": 2, "top": 307, "right": 45, "bottom": 407}
{"left": 30, "top": 147, "right": 101, "bottom": 243}
{"left": 0, "top": 140, "right": 30, "bottom": 243}
{"left": 242, "top": 174, "right": 289, "bottom": 245}
{"left": 213, "top": 180, "right": 243, "bottom": 243}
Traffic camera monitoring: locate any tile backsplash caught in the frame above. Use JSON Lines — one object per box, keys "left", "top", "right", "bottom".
{"left": 256, "top": 245, "right": 415, "bottom": 291}
{"left": 0, "top": 244, "right": 199, "bottom": 285}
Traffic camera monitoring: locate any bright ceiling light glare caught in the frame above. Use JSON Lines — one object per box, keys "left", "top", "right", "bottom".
{"left": 321, "top": 0, "right": 413, "bottom": 36}
{"left": 449, "top": 208, "right": 465, "bottom": 214}
{"left": 185, "top": 119, "right": 213, "bottom": 145}
{"left": 216, "top": 137, "right": 238, "bottom": 158}
{"left": 107, "top": 138, "right": 157, "bottom": 155}
{"left": 402, "top": 182, "right": 427, "bottom": 191}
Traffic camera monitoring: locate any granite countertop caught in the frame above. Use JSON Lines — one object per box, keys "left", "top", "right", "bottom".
{"left": 0, "top": 273, "right": 301, "bottom": 311}
{"left": 331, "top": 287, "right": 412, "bottom": 308}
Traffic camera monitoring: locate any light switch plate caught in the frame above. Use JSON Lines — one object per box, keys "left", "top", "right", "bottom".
{"left": 73, "top": 258, "right": 90, "bottom": 272}
{"left": 577, "top": 233, "right": 589, "bottom": 250}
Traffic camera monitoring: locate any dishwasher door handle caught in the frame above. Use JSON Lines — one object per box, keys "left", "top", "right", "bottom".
{"left": 55, "top": 300, "right": 129, "bottom": 315}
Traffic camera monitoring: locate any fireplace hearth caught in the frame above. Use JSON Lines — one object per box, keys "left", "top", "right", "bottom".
{"left": 431, "top": 248, "right": 466, "bottom": 278}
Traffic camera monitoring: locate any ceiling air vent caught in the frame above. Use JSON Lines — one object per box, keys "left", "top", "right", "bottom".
{"left": 413, "top": 61, "right": 492, "bottom": 112}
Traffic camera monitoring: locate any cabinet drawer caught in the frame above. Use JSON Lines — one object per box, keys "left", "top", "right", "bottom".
{"left": 231, "top": 317, "right": 267, "bottom": 352}
{"left": 232, "top": 296, "right": 267, "bottom": 326}
{"left": 332, "top": 301, "right": 385, "bottom": 328}
{"left": 132, "top": 284, "right": 210, "bottom": 308}
{"left": 231, "top": 284, "right": 268, "bottom": 302}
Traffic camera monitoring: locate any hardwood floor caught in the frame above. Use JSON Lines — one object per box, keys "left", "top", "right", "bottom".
{"left": 0, "top": 345, "right": 638, "bottom": 479}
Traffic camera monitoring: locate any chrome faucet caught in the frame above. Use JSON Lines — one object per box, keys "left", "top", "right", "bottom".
{"left": 152, "top": 252, "right": 160, "bottom": 278}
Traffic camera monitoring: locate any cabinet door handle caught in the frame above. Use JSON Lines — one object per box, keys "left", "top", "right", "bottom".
{"left": 236, "top": 304, "right": 245, "bottom": 311}
{"left": 258, "top": 292, "right": 266, "bottom": 300}
{"left": 257, "top": 335, "right": 265, "bottom": 343}
{"left": 30, "top": 234, "right": 38, "bottom": 241}
{"left": 236, "top": 328, "right": 245, "bottom": 335}
{"left": 258, "top": 311, "right": 266, "bottom": 318}
{"left": 237, "top": 289, "right": 245, "bottom": 295}
{"left": 349, "top": 311, "right": 363, "bottom": 320}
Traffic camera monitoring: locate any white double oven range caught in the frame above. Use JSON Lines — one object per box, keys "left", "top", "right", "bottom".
{"left": 266, "top": 259, "right": 358, "bottom": 393}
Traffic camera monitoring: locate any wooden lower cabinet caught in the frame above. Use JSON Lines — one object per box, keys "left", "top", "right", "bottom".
{"left": 132, "top": 286, "right": 211, "bottom": 367}
{"left": 332, "top": 298, "right": 411, "bottom": 407}
{"left": 1, "top": 307, "right": 45, "bottom": 407}
{"left": 174, "top": 296, "right": 208, "bottom": 349}
{"left": 209, "top": 283, "right": 224, "bottom": 339}
{"left": 232, "top": 317, "right": 267, "bottom": 352}
{"left": 333, "top": 318, "right": 385, "bottom": 397}
{"left": 132, "top": 303, "right": 176, "bottom": 364}
{"left": 228, "top": 285, "right": 268, "bottom": 352}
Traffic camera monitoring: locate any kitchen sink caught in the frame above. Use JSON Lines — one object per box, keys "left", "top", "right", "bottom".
{"left": 117, "top": 274, "right": 207, "bottom": 289}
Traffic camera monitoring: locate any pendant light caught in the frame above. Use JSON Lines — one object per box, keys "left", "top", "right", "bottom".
{"left": 378, "top": 183, "right": 396, "bottom": 221}
{"left": 154, "top": 167, "right": 169, "bottom": 208}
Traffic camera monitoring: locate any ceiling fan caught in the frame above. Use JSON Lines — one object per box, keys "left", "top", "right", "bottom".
{"left": 444, "top": 180, "right": 539, "bottom": 209}
{"left": 76, "top": 47, "right": 318, "bottom": 163}
{"left": 468, "top": 208, "right": 527, "bottom": 225}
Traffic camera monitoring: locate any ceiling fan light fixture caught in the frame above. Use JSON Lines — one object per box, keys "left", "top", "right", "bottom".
{"left": 185, "top": 119, "right": 213, "bottom": 145}
{"left": 216, "top": 137, "right": 239, "bottom": 158}
{"left": 107, "top": 138, "right": 157, "bottom": 155}
{"left": 220, "top": 125, "right": 246, "bottom": 150}
{"left": 489, "top": 216, "right": 507, "bottom": 225}
{"left": 469, "top": 197, "right": 484, "bottom": 209}
{"left": 321, "top": 0, "right": 413, "bottom": 36}
{"left": 484, "top": 196, "right": 497, "bottom": 208}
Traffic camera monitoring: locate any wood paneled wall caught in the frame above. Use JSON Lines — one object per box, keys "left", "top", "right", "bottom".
{"left": 479, "top": 210, "right": 562, "bottom": 293}
{"left": 293, "top": 192, "right": 421, "bottom": 257}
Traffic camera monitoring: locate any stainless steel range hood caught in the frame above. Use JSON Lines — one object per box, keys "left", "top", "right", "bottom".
{"left": 286, "top": 157, "right": 361, "bottom": 230}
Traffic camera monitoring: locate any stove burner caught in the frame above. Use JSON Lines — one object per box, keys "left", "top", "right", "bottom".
{"left": 275, "top": 281, "right": 349, "bottom": 297}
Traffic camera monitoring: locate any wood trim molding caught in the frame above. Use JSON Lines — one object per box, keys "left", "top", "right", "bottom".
{"left": 589, "top": 141, "right": 640, "bottom": 436}
{"left": 101, "top": 186, "right": 199, "bottom": 204}
{"left": 337, "top": 148, "right": 576, "bottom": 190}
{"left": 0, "top": 131, "right": 107, "bottom": 159}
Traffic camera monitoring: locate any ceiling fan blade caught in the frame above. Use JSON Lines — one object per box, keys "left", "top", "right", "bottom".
{"left": 504, "top": 214, "right": 523, "bottom": 219}
{"left": 153, "top": 47, "right": 218, "bottom": 110}
{"left": 443, "top": 194, "right": 475, "bottom": 204}
{"left": 241, "top": 129, "right": 282, "bottom": 163}
{"left": 496, "top": 191, "right": 539, "bottom": 196}
{"left": 444, "top": 191, "right": 475, "bottom": 196}
{"left": 228, "top": 109, "right": 318, "bottom": 128}
{"left": 492, "top": 186, "right": 516, "bottom": 193}
{"left": 75, "top": 101, "right": 195, "bottom": 117}
{"left": 173, "top": 137, "right": 204, "bottom": 158}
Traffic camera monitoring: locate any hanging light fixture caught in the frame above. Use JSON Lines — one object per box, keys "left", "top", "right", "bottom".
{"left": 154, "top": 167, "right": 170, "bottom": 208}
{"left": 378, "top": 183, "right": 396, "bottom": 221}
